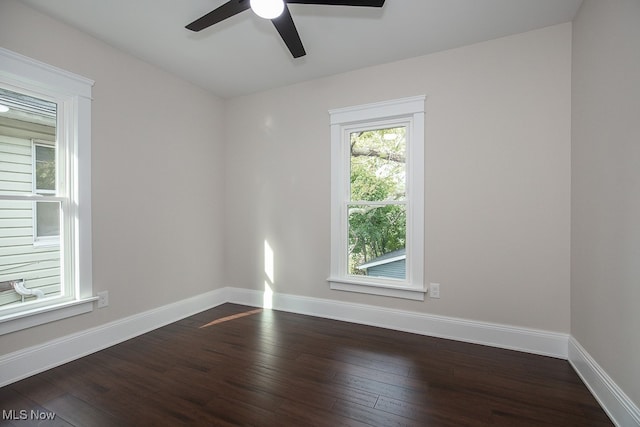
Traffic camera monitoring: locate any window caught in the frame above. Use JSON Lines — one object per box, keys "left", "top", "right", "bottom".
{"left": 33, "top": 141, "right": 60, "bottom": 244}
{"left": 0, "top": 47, "right": 94, "bottom": 334}
{"left": 328, "top": 96, "right": 425, "bottom": 300}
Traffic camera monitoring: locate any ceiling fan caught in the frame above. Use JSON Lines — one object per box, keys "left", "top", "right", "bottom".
{"left": 186, "top": 0, "right": 386, "bottom": 58}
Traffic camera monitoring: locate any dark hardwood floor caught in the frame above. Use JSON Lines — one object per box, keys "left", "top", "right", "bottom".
{"left": 1, "top": 303, "right": 612, "bottom": 426}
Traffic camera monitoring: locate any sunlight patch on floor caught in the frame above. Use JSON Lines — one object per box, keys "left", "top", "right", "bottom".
{"left": 199, "top": 308, "right": 263, "bottom": 328}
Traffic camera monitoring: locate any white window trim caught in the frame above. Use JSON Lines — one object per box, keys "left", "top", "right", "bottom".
{"left": 0, "top": 47, "right": 95, "bottom": 335}
{"left": 328, "top": 96, "right": 426, "bottom": 301}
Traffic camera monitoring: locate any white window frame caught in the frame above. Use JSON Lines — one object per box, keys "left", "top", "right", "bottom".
{"left": 32, "top": 140, "right": 60, "bottom": 246}
{"left": 0, "top": 47, "right": 95, "bottom": 335}
{"left": 328, "top": 96, "right": 426, "bottom": 300}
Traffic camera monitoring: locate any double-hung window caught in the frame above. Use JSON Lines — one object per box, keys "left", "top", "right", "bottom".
{"left": 328, "top": 96, "right": 426, "bottom": 300}
{"left": 0, "top": 47, "right": 94, "bottom": 334}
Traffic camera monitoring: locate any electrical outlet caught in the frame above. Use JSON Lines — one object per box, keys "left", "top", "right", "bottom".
{"left": 97, "top": 291, "right": 109, "bottom": 308}
{"left": 429, "top": 283, "right": 440, "bottom": 299}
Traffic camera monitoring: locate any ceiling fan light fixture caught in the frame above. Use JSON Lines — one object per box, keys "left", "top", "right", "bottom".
{"left": 186, "top": 0, "right": 386, "bottom": 58}
{"left": 250, "top": 0, "right": 285, "bottom": 19}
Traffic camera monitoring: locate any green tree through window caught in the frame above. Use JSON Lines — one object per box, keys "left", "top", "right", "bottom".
{"left": 348, "top": 127, "right": 406, "bottom": 277}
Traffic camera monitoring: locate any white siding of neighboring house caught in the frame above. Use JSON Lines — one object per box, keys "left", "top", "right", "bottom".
{"left": 0, "top": 119, "right": 60, "bottom": 307}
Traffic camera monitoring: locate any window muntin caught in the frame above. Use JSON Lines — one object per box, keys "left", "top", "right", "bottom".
{"left": 329, "top": 96, "right": 425, "bottom": 300}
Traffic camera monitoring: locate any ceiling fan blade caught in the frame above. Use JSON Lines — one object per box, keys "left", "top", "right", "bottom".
{"left": 286, "top": 0, "right": 385, "bottom": 6}
{"left": 271, "top": 5, "right": 306, "bottom": 58}
{"left": 186, "top": 0, "right": 251, "bottom": 32}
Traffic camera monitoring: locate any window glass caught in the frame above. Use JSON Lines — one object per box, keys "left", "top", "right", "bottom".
{"left": 347, "top": 126, "right": 407, "bottom": 279}
{"left": 348, "top": 204, "right": 406, "bottom": 278}
{"left": 35, "top": 144, "right": 56, "bottom": 192}
{"left": 0, "top": 87, "right": 61, "bottom": 308}
{"left": 35, "top": 201, "right": 60, "bottom": 237}
{"left": 350, "top": 127, "right": 406, "bottom": 201}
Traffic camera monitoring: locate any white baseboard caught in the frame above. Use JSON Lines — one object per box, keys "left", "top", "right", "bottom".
{"left": 12, "top": 285, "right": 638, "bottom": 427}
{"left": 569, "top": 337, "right": 640, "bottom": 427}
{"left": 0, "top": 287, "right": 229, "bottom": 388}
{"left": 226, "top": 287, "right": 569, "bottom": 359}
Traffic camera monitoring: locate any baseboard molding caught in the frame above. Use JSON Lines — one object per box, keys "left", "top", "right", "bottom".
{"left": 0, "top": 287, "right": 229, "bottom": 388}
{"left": 569, "top": 337, "right": 640, "bottom": 427}
{"left": 4, "top": 285, "right": 635, "bottom": 426}
{"left": 225, "top": 287, "right": 569, "bottom": 359}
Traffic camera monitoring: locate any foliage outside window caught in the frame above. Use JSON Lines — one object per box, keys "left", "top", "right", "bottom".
{"left": 329, "top": 96, "right": 425, "bottom": 300}
{"left": 348, "top": 126, "right": 406, "bottom": 278}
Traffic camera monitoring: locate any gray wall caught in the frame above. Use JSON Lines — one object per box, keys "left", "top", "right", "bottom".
{"left": 571, "top": 0, "right": 640, "bottom": 407}
{"left": 224, "top": 23, "right": 572, "bottom": 333}
{"left": 0, "top": 0, "right": 226, "bottom": 354}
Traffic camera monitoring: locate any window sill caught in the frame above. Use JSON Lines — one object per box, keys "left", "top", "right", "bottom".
{"left": 328, "top": 277, "right": 426, "bottom": 301}
{"left": 0, "top": 297, "right": 98, "bottom": 335}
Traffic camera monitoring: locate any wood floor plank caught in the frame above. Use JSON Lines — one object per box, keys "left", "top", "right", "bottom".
{"left": 42, "top": 394, "right": 123, "bottom": 427}
{"left": 0, "top": 304, "right": 613, "bottom": 426}
{"left": 276, "top": 399, "right": 372, "bottom": 427}
{"left": 331, "top": 399, "right": 420, "bottom": 427}
{"left": 0, "top": 387, "right": 73, "bottom": 427}
{"left": 374, "top": 394, "right": 489, "bottom": 427}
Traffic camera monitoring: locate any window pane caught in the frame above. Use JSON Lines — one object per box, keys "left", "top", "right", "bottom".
{"left": 348, "top": 204, "right": 406, "bottom": 279}
{"left": 35, "top": 145, "right": 56, "bottom": 192}
{"left": 0, "top": 87, "right": 57, "bottom": 196}
{"left": 0, "top": 200, "right": 62, "bottom": 308}
{"left": 35, "top": 201, "right": 60, "bottom": 238}
{"left": 350, "top": 127, "right": 406, "bottom": 202}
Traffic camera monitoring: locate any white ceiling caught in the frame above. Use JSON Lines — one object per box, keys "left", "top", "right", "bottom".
{"left": 19, "top": 0, "right": 582, "bottom": 99}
